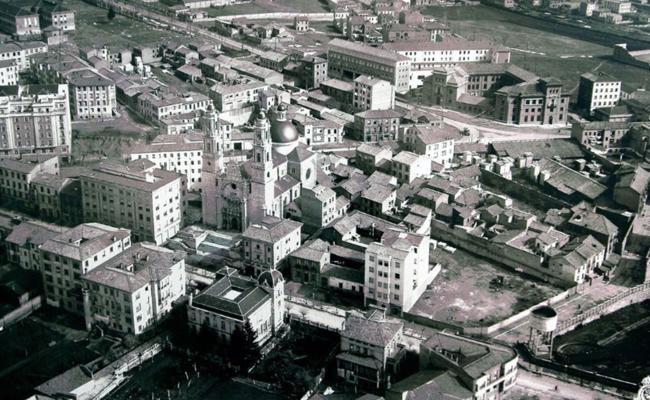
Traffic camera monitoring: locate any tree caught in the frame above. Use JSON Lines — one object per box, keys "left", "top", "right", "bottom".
{"left": 107, "top": 7, "right": 116, "bottom": 21}
{"left": 229, "top": 322, "right": 261, "bottom": 372}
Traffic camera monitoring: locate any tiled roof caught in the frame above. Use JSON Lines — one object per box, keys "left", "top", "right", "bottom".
{"left": 342, "top": 312, "right": 403, "bottom": 347}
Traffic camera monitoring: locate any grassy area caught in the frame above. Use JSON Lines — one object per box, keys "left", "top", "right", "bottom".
{"left": 64, "top": 0, "right": 191, "bottom": 49}
{"left": 553, "top": 300, "right": 650, "bottom": 383}
{"left": 411, "top": 248, "right": 561, "bottom": 327}
{"left": 207, "top": 0, "right": 329, "bottom": 16}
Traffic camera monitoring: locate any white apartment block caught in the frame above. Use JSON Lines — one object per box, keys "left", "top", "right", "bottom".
{"left": 0, "top": 154, "right": 59, "bottom": 207}
{"left": 40, "top": 223, "right": 132, "bottom": 314}
{"left": 364, "top": 231, "right": 431, "bottom": 314}
{"left": 127, "top": 134, "right": 203, "bottom": 190}
{"left": 391, "top": 151, "right": 432, "bottom": 184}
{"left": 82, "top": 243, "right": 186, "bottom": 335}
{"left": 294, "top": 114, "right": 344, "bottom": 145}
{"left": 0, "top": 84, "right": 72, "bottom": 156}
{"left": 353, "top": 75, "right": 395, "bottom": 112}
{"left": 137, "top": 90, "right": 210, "bottom": 121}
{"left": 65, "top": 69, "right": 117, "bottom": 120}
{"left": 578, "top": 72, "right": 621, "bottom": 113}
{"left": 382, "top": 39, "right": 509, "bottom": 88}
{"left": 0, "top": 41, "right": 48, "bottom": 71}
{"left": 403, "top": 125, "right": 457, "bottom": 167}
{"left": 242, "top": 217, "right": 303, "bottom": 277}
{"left": 210, "top": 80, "right": 269, "bottom": 112}
{"left": 0, "top": 59, "right": 18, "bottom": 85}
{"left": 79, "top": 161, "right": 186, "bottom": 245}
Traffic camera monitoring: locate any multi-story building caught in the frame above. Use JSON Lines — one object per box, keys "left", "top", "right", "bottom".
{"left": 301, "top": 184, "right": 338, "bottom": 229}
{"left": 549, "top": 235, "right": 605, "bottom": 284}
{"left": 31, "top": 173, "right": 82, "bottom": 225}
{"left": 187, "top": 267, "right": 285, "bottom": 345}
{"left": 494, "top": 78, "right": 570, "bottom": 125}
{"left": 6, "top": 220, "right": 67, "bottom": 271}
{"left": 137, "top": 89, "right": 210, "bottom": 122}
{"left": 336, "top": 310, "right": 405, "bottom": 391}
{"left": 577, "top": 72, "right": 621, "bottom": 114}
{"left": 0, "top": 41, "right": 48, "bottom": 72}
{"left": 241, "top": 216, "right": 302, "bottom": 276}
{"left": 571, "top": 121, "right": 632, "bottom": 150}
{"left": 0, "top": 84, "right": 71, "bottom": 156}
{"left": 353, "top": 75, "right": 395, "bottom": 112}
{"left": 390, "top": 151, "right": 432, "bottom": 184}
{"left": 356, "top": 143, "right": 393, "bottom": 175}
{"left": 294, "top": 15, "right": 309, "bottom": 31}
{"left": 328, "top": 38, "right": 411, "bottom": 93}
{"left": 127, "top": 134, "right": 204, "bottom": 190}
{"left": 383, "top": 25, "right": 432, "bottom": 43}
{"left": 293, "top": 114, "right": 344, "bottom": 145}
{"left": 382, "top": 38, "right": 511, "bottom": 88}
{"left": 0, "top": 3, "right": 40, "bottom": 38}
{"left": 83, "top": 242, "right": 186, "bottom": 335}
{"left": 39, "top": 0, "right": 75, "bottom": 31}
{"left": 79, "top": 161, "right": 186, "bottom": 245}
{"left": 363, "top": 231, "right": 430, "bottom": 314}
{"left": 402, "top": 124, "right": 457, "bottom": 167}
{"left": 288, "top": 239, "right": 331, "bottom": 285}
{"left": 210, "top": 79, "right": 268, "bottom": 124}
{"left": 302, "top": 56, "right": 328, "bottom": 89}
{"left": 0, "top": 59, "right": 18, "bottom": 86}
{"left": 65, "top": 68, "right": 116, "bottom": 120}
{"left": 40, "top": 223, "right": 131, "bottom": 314}
{"left": 0, "top": 154, "right": 59, "bottom": 209}
{"left": 353, "top": 109, "right": 402, "bottom": 142}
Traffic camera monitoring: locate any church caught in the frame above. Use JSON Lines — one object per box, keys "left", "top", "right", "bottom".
{"left": 202, "top": 104, "right": 318, "bottom": 231}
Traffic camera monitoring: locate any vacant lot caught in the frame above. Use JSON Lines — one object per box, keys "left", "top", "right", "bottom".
{"left": 64, "top": 0, "right": 192, "bottom": 49}
{"left": 553, "top": 300, "right": 650, "bottom": 383}
{"left": 411, "top": 248, "right": 561, "bottom": 327}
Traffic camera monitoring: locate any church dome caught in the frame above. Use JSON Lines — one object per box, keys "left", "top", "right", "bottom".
{"left": 258, "top": 270, "right": 284, "bottom": 287}
{"left": 270, "top": 104, "right": 298, "bottom": 144}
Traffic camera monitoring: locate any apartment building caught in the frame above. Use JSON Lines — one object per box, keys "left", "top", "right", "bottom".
{"left": 0, "top": 60, "right": 18, "bottom": 86}
{"left": 302, "top": 56, "right": 328, "bottom": 89}
{"left": 356, "top": 143, "right": 393, "bottom": 175}
{"left": 0, "top": 154, "right": 59, "bottom": 209}
{"left": 187, "top": 267, "right": 285, "bottom": 345}
{"left": 0, "top": 84, "right": 72, "bottom": 156}
{"left": 242, "top": 217, "right": 302, "bottom": 277}
{"left": 137, "top": 90, "right": 210, "bottom": 122}
{"left": 79, "top": 161, "right": 186, "bottom": 245}
{"left": 391, "top": 151, "right": 432, "bottom": 184}
{"left": 402, "top": 124, "right": 457, "bottom": 167}
{"left": 301, "top": 184, "right": 338, "bottom": 229}
{"left": 31, "top": 173, "right": 82, "bottom": 225}
{"left": 577, "top": 72, "right": 621, "bottom": 114}
{"left": 364, "top": 231, "right": 430, "bottom": 314}
{"left": 353, "top": 109, "right": 402, "bottom": 142}
{"left": 383, "top": 25, "right": 433, "bottom": 43}
{"left": 40, "top": 223, "right": 131, "bottom": 314}
{"left": 210, "top": 80, "right": 268, "bottom": 112}
{"left": 571, "top": 121, "right": 632, "bottom": 150}
{"left": 353, "top": 75, "right": 395, "bottom": 112}
{"left": 39, "top": 0, "right": 76, "bottom": 32}
{"left": 336, "top": 311, "right": 405, "bottom": 391}
{"left": 127, "top": 134, "right": 203, "bottom": 190}
{"left": 0, "top": 3, "right": 40, "bottom": 38}
{"left": 6, "top": 220, "right": 67, "bottom": 271}
{"left": 294, "top": 114, "right": 344, "bottom": 145}
{"left": 328, "top": 38, "right": 411, "bottom": 93}
{"left": 65, "top": 69, "right": 117, "bottom": 120}
{"left": 83, "top": 243, "right": 186, "bottom": 335}
{"left": 494, "top": 78, "right": 570, "bottom": 125}
{"left": 549, "top": 235, "right": 605, "bottom": 284}
{"left": 382, "top": 38, "right": 511, "bottom": 88}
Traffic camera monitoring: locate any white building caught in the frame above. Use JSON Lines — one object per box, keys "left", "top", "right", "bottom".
{"left": 391, "top": 150, "right": 433, "bottom": 184}
{"left": 79, "top": 161, "right": 186, "bottom": 245}
{"left": 82, "top": 243, "right": 186, "bottom": 335}
{"left": 65, "top": 69, "right": 117, "bottom": 120}
{"left": 187, "top": 267, "right": 285, "bottom": 345}
{"left": 294, "top": 114, "right": 344, "bottom": 145}
{"left": 40, "top": 223, "right": 132, "bottom": 315}
{"left": 353, "top": 75, "right": 395, "bottom": 112}
{"left": 0, "top": 84, "right": 71, "bottom": 156}
{"left": 300, "top": 184, "right": 338, "bottom": 229}
{"left": 0, "top": 41, "right": 48, "bottom": 71}
{"left": 127, "top": 134, "right": 203, "bottom": 190}
{"left": 242, "top": 216, "right": 302, "bottom": 276}
{"left": 137, "top": 90, "right": 210, "bottom": 122}
{"left": 577, "top": 72, "right": 621, "bottom": 114}
{"left": 0, "top": 59, "right": 18, "bottom": 85}
{"left": 364, "top": 231, "right": 431, "bottom": 314}
{"left": 402, "top": 124, "right": 457, "bottom": 167}
{"left": 382, "top": 38, "right": 510, "bottom": 88}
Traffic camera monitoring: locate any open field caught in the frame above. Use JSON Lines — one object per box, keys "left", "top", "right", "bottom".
{"left": 64, "top": 0, "right": 192, "bottom": 49}
{"left": 423, "top": 5, "right": 650, "bottom": 89}
{"left": 410, "top": 248, "right": 561, "bottom": 326}
{"left": 553, "top": 300, "right": 650, "bottom": 383}
{"left": 206, "top": 0, "right": 330, "bottom": 17}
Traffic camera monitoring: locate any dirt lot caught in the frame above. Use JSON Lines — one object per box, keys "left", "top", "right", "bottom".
{"left": 410, "top": 248, "right": 561, "bottom": 327}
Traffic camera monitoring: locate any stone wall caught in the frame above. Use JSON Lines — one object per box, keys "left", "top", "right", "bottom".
{"left": 480, "top": 169, "right": 571, "bottom": 211}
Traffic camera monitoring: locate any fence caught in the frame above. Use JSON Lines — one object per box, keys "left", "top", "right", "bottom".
{"left": 556, "top": 281, "right": 650, "bottom": 335}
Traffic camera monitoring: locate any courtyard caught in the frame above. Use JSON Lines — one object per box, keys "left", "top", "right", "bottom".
{"left": 410, "top": 248, "right": 561, "bottom": 327}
